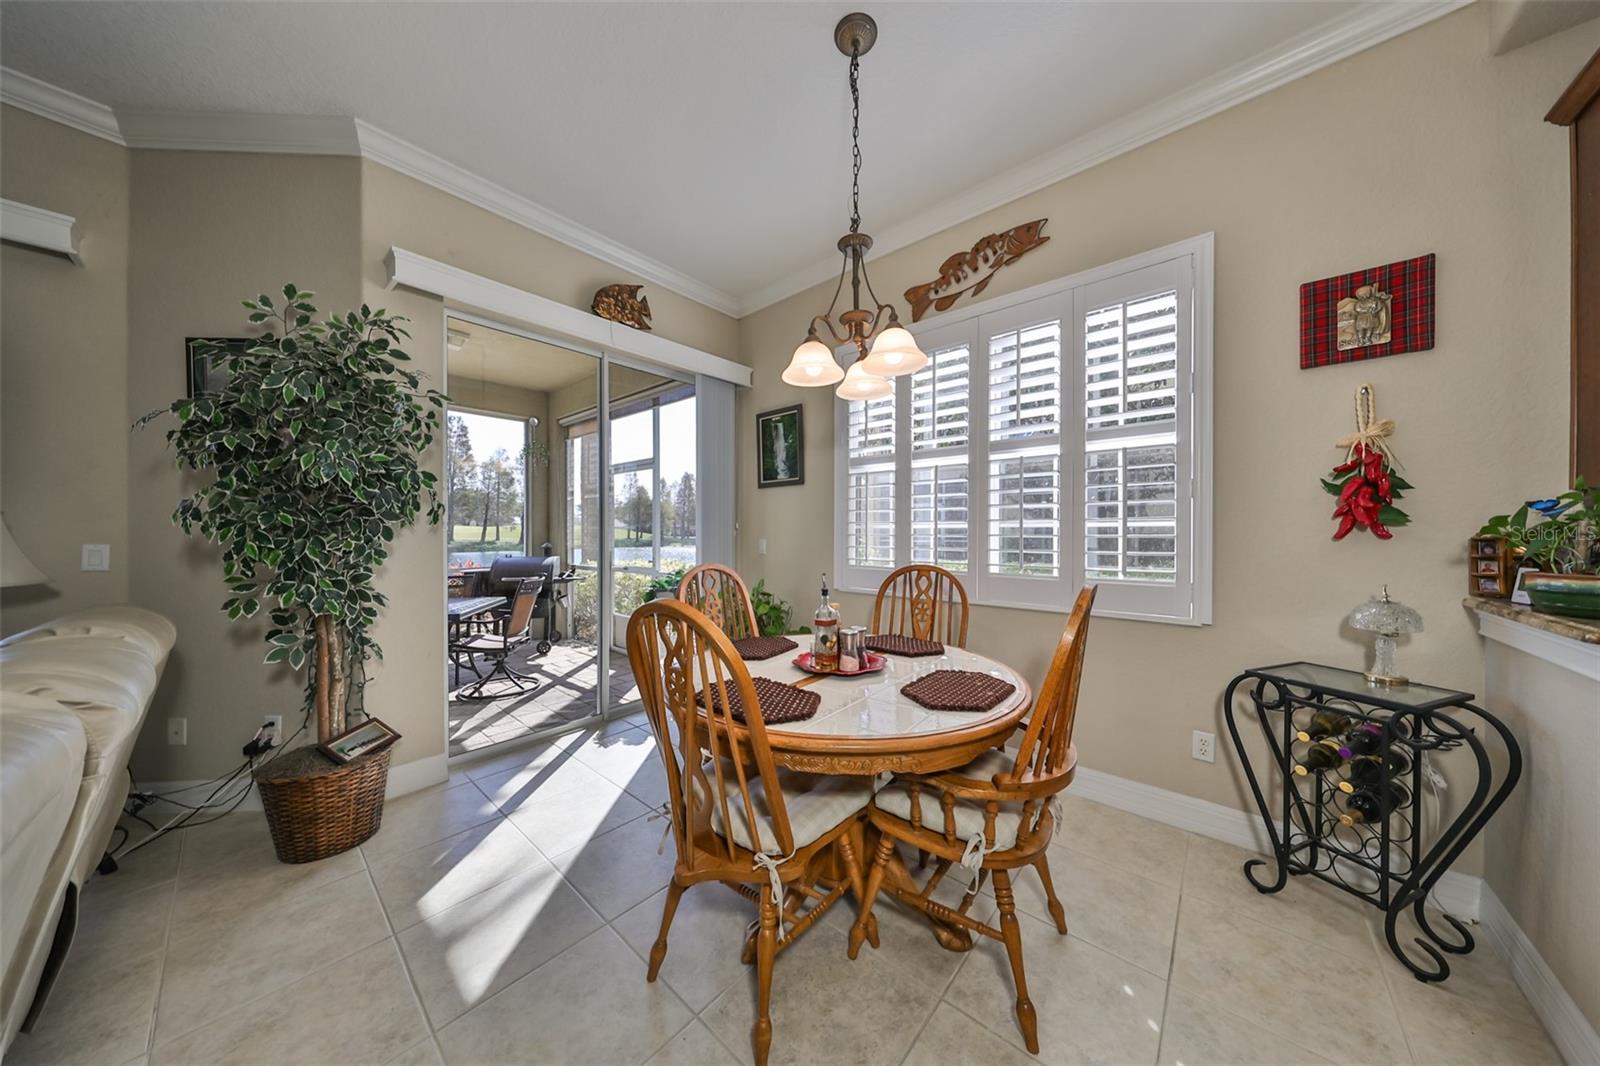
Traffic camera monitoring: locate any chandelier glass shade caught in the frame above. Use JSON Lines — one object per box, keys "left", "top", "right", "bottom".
{"left": 835, "top": 359, "right": 893, "bottom": 401}
{"left": 781, "top": 12, "right": 926, "bottom": 399}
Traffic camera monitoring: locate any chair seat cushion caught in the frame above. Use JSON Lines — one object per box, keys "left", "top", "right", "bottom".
{"left": 874, "top": 748, "right": 1025, "bottom": 850}
{"left": 709, "top": 769, "right": 872, "bottom": 855}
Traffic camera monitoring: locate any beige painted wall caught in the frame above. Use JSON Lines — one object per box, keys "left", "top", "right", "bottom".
{"left": 0, "top": 107, "right": 131, "bottom": 634}
{"left": 360, "top": 159, "right": 740, "bottom": 772}
{"left": 125, "top": 151, "right": 364, "bottom": 782}
{"left": 1480, "top": 639, "right": 1600, "bottom": 1028}
{"left": 734, "top": 7, "right": 1597, "bottom": 870}
{"left": 447, "top": 375, "right": 553, "bottom": 549}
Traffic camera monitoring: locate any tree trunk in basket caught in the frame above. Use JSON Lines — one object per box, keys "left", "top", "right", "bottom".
{"left": 328, "top": 621, "right": 347, "bottom": 737}
{"left": 314, "top": 615, "right": 332, "bottom": 743}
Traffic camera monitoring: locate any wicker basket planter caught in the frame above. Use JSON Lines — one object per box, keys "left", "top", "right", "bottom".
{"left": 256, "top": 745, "right": 392, "bottom": 864}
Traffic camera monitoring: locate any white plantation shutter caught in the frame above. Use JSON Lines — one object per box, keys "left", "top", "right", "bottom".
{"left": 835, "top": 235, "right": 1211, "bottom": 625}
{"left": 1074, "top": 255, "right": 1201, "bottom": 621}
{"left": 841, "top": 392, "right": 897, "bottom": 581}
{"left": 910, "top": 336, "right": 971, "bottom": 571}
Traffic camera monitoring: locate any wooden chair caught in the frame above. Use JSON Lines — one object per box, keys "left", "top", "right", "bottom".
{"left": 626, "top": 599, "right": 874, "bottom": 1066}
{"left": 871, "top": 564, "right": 969, "bottom": 648}
{"left": 848, "top": 585, "right": 1096, "bottom": 1054}
{"left": 450, "top": 579, "right": 542, "bottom": 701}
{"left": 677, "top": 563, "right": 760, "bottom": 641}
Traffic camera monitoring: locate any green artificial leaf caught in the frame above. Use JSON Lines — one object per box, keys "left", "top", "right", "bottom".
{"left": 1377, "top": 505, "right": 1411, "bottom": 527}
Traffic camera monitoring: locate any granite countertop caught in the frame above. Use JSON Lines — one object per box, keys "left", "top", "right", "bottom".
{"left": 1466, "top": 597, "right": 1600, "bottom": 644}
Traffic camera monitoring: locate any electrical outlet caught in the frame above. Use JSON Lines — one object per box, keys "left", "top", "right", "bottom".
{"left": 263, "top": 715, "right": 284, "bottom": 748}
{"left": 1191, "top": 730, "right": 1215, "bottom": 763}
{"left": 167, "top": 717, "right": 188, "bottom": 746}
{"left": 759, "top": 538, "right": 768, "bottom": 555}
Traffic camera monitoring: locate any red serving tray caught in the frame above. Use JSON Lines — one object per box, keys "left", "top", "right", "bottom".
{"left": 792, "top": 651, "right": 887, "bottom": 677}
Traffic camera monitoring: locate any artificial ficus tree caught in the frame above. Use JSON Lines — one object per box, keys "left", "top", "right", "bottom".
{"left": 138, "top": 286, "right": 444, "bottom": 744}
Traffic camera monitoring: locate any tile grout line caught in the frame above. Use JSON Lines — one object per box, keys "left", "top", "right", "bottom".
{"left": 362, "top": 862, "right": 443, "bottom": 1062}
{"left": 140, "top": 827, "right": 187, "bottom": 1061}
{"left": 1153, "top": 832, "right": 1191, "bottom": 1065}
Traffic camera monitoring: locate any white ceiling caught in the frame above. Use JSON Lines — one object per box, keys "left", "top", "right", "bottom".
{"left": 3, "top": 2, "right": 1442, "bottom": 313}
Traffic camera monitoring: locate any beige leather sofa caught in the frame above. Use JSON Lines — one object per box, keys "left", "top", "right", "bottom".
{"left": 0, "top": 606, "right": 176, "bottom": 1051}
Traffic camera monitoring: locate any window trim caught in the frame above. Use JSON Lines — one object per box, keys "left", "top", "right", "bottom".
{"left": 833, "top": 232, "right": 1213, "bottom": 626}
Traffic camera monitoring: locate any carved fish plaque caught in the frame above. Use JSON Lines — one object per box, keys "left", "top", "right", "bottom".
{"left": 591, "top": 284, "right": 653, "bottom": 331}
{"left": 903, "top": 219, "right": 1050, "bottom": 322}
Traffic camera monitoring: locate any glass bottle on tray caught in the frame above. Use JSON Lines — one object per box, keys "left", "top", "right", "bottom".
{"left": 813, "top": 573, "right": 840, "bottom": 672}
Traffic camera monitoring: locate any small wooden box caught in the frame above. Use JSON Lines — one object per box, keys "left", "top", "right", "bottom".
{"left": 1468, "top": 536, "right": 1515, "bottom": 598}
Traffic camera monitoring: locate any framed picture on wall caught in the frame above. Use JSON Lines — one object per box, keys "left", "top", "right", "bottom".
{"left": 756, "top": 404, "right": 804, "bottom": 488}
{"left": 185, "top": 337, "right": 251, "bottom": 398}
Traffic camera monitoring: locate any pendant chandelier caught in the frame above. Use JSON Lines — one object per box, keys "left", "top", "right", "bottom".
{"left": 781, "top": 12, "right": 926, "bottom": 401}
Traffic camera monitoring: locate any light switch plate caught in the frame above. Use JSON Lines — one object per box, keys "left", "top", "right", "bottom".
{"left": 80, "top": 544, "right": 110, "bottom": 571}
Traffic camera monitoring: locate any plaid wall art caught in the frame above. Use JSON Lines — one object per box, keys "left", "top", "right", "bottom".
{"left": 1299, "top": 253, "right": 1436, "bottom": 369}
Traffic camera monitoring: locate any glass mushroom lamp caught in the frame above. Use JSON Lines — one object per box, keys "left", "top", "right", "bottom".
{"left": 1350, "top": 586, "right": 1423, "bottom": 686}
{"left": 780, "top": 12, "right": 927, "bottom": 402}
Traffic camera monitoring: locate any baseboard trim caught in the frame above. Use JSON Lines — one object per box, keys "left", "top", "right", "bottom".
{"left": 1068, "top": 766, "right": 1482, "bottom": 920}
{"left": 1479, "top": 884, "right": 1600, "bottom": 1066}
{"left": 385, "top": 753, "right": 448, "bottom": 798}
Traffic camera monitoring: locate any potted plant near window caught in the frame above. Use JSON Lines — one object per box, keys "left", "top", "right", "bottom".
{"left": 1478, "top": 478, "right": 1600, "bottom": 619}
{"left": 139, "top": 286, "right": 444, "bottom": 862}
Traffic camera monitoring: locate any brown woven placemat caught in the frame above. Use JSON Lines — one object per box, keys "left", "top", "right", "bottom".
{"left": 901, "top": 670, "right": 1016, "bottom": 712}
{"left": 866, "top": 634, "right": 945, "bottom": 657}
{"left": 732, "top": 635, "right": 798, "bottom": 661}
{"left": 699, "top": 676, "right": 821, "bottom": 724}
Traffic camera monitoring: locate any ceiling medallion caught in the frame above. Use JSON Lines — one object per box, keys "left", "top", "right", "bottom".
{"left": 782, "top": 11, "right": 926, "bottom": 401}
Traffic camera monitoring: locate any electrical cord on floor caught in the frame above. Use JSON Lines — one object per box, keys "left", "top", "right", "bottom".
{"left": 116, "top": 759, "right": 255, "bottom": 859}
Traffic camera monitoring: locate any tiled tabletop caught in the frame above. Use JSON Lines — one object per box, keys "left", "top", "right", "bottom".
{"left": 743, "top": 643, "right": 1028, "bottom": 740}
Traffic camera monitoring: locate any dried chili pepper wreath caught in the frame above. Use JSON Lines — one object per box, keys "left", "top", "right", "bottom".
{"left": 1322, "top": 384, "right": 1412, "bottom": 540}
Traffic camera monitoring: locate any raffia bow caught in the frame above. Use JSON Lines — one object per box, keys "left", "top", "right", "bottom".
{"left": 1335, "top": 384, "right": 1400, "bottom": 467}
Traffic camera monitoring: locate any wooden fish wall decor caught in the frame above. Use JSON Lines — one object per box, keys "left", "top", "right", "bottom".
{"left": 591, "top": 284, "right": 653, "bottom": 331}
{"left": 903, "top": 219, "right": 1050, "bottom": 322}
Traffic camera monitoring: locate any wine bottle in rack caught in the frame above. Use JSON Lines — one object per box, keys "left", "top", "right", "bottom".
{"left": 1341, "top": 722, "right": 1385, "bottom": 756}
{"left": 1295, "top": 710, "right": 1353, "bottom": 744}
{"left": 1292, "top": 739, "right": 1348, "bottom": 776}
{"left": 1339, "top": 783, "right": 1412, "bottom": 827}
{"left": 1336, "top": 749, "right": 1414, "bottom": 793}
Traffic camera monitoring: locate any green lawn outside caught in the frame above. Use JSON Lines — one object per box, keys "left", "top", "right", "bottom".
{"left": 449, "top": 524, "right": 523, "bottom": 553}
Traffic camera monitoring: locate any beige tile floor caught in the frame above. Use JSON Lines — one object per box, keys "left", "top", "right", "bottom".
{"left": 9, "top": 720, "right": 1562, "bottom": 1066}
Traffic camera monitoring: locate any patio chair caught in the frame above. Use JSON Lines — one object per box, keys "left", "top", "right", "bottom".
{"left": 450, "top": 578, "right": 543, "bottom": 701}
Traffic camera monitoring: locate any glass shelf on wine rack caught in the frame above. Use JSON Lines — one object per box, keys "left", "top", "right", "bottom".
{"left": 1223, "top": 661, "right": 1522, "bottom": 982}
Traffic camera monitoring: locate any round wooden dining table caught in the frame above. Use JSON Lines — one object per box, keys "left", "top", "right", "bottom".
{"left": 738, "top": 642, "right": 1034, "bottom": 953}
{"left": 740, "top": 642, "right": 1034, "bottom": 776}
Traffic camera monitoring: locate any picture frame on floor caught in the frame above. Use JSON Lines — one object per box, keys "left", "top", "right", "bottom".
{"left": 319, "top": 717, "right": 402, "bottom": 764}
{"left": 757, "top": 403, "right": 804, "bottom": 488}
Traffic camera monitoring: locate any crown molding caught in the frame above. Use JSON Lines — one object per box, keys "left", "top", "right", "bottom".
{"left": 0, "top": 67, "right": 124, "bottom": 145}
{"left": 355, "top": 121, "right": 740, "bottom": 317}
{"left": 735, "top": 0, "right": 1472, "bottom": 316}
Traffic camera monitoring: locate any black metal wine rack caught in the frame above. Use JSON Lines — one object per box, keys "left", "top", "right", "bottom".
{"left": 1223, "top": 662, "right": 1522, "bottom": 982}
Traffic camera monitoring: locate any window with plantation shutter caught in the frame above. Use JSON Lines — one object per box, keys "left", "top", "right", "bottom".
{"left": 909, "top": 336, "right": 970, "bottom": 572}
{"left": 835, "top": 234, "right": 1211, "bottom": 625}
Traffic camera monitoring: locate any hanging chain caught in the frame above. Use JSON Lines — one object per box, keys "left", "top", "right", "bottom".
{"left": 849, "top": 45, "right": 862, "bottom": 233}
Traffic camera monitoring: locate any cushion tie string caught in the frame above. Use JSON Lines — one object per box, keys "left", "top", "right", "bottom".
{"left": 646, "top": 802, "right": 672, "bottom": 855}
{"left": 752, "top": 850, "right": 796, "bottom": 940}
{"left": 958, "top": 832, "right": 1000, "bottom": 897}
